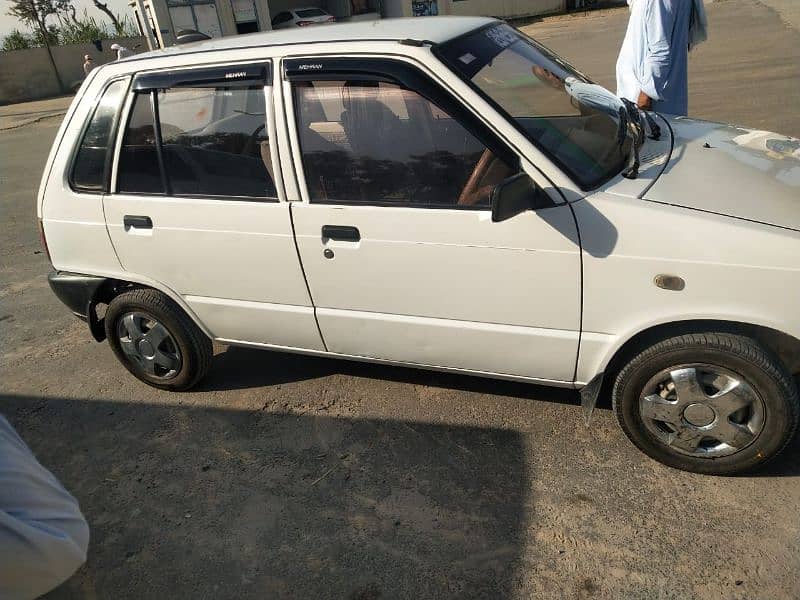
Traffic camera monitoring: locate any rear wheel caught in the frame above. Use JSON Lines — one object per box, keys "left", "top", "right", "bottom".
{"left": 105, "top": 289, "right": 212, "bottom": 391}
{"left": 612, "top": 332, "right": 799, "bottom": 474}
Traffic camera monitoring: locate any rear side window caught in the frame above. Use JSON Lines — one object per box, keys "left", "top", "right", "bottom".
{"left": 159, "top": 86, "right": 274, "bottom": 198}
{"left": 71, "top": 79, "right": 128, "bottom": 192}
{"left": 116, "top": 84, "right": 275, "bottom": 199}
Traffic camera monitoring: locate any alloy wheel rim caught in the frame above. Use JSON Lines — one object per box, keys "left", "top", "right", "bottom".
{"left": 116, "top": 311, "right": 182, "bottom": 380}
{"left": 639, "top": 364, "right": 765, "bottom": 458}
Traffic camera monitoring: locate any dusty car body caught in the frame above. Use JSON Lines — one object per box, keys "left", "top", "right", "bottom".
{"left": 39, "top": 18, "right": 800, "bottom": 474}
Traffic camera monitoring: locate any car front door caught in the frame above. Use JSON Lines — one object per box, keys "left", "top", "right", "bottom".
{"left": 103, "top": 61, "right": 324, "bottom": 351}
{"left": 283, "top": 57, "right": 581, "bottom": 383}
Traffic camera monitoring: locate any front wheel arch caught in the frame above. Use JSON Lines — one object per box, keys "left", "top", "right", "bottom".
{"left": 601, "top": 320, "right": 800, "bottom": 387}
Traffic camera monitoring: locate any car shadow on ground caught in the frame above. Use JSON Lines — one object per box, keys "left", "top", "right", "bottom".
{"left": 199, "top": 345, "right": 583, "bottom": 408}
{"left": 195, "top": 346, "right": 800, "bottom": 477}
{"left": 4, "top": 393, "right": 531, "bottom": 599}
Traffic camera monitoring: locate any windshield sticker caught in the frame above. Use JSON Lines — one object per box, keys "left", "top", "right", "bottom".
{"left": 459, "top": 53, "right": 477, "bottom": 65}
{"left": 485, "top": 26, "right": 516, "bottom": 49}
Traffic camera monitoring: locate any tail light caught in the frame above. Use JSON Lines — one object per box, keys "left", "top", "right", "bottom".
{"left": 326, "top": 16, "right": 336, "bottom": 22}
{"left": 296, "top": 20, "right": 315, "bottom": 26}
{"left": 38, "top": 218, "right": 52, "bottom": 264}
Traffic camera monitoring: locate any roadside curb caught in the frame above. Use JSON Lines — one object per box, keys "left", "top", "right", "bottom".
{"left": 0, "top": 112, "right": 66, "bottom": 131}
{"left": 509, "top": 3, "right": 629, "bottom": 27}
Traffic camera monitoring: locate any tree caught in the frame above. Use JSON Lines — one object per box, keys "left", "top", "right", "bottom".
{"left": 90, "top": 0, "right": 121, "bottom": 34}
{"left": 53, "top": 0, "right": 78, "bottom": 25}
{"left": 6, "top": 0, "right": 65, "bottom": 91}
{"left": 1, "top": 29, "right": 34, "bottom": 51}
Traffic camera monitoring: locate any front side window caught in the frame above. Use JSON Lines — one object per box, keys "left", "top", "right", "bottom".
{"left": 293, "top": 79, "right": 514, "bottom": 207}
{"left": 71, "top": 78, "right": 129, "bottom": 191}
{"left": 117, "top": 83, "right": 275, "bottom": 199}
{"left": 440, "top": 23, "right": 631, "bottom": 189}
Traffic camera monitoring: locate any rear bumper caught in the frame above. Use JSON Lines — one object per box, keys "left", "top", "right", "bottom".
{"left": 48, "top": 271, "right": 107, "bottom": 317}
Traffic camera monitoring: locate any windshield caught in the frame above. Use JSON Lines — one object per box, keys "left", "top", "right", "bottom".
{"left": 439, "top": 24, "right": 631, "bottom": 189}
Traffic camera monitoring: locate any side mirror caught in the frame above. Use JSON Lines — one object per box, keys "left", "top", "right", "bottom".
{"left": 490, "top": 173, "right": 546, "bottom": 222}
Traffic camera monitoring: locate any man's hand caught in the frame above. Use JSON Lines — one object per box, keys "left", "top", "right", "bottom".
{"left": 637, "top": 91, "right": 653, "bottom": 110}
{"left": 531, "top": 66, "right": 564, "bottom": 91}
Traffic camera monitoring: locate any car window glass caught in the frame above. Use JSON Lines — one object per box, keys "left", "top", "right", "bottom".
{"left": 295, "top": 8, "right": 326, "bottom": 17}
{"left": 294, "top": 80, "right": 515, "bottom": 207}
{"left": 157, "top": 86, "right": 275, "bottom": 198}
{"left": 440, "top": 24, "right": 631, "bottom": 189}
{"left": 117, "top": 92, "right": 163, "bottom": 194}
{"left": 117, "top": 83, "right": 275, "bottom": 199}
{"left": 71, "top": 79, "right": 128, "bottom": 191}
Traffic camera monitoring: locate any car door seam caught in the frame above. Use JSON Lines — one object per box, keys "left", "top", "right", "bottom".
{"left": 289, "top": 201, "right": 328, "bottom": 352}
{"left": 568, "top": 200, "right": 584, "bottom": 386}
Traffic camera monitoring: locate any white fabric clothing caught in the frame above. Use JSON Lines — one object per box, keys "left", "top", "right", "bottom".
{"left": 0, "top": 415, "right": 89, "bottom": 600}
{"left": 616, "top": 0, "right": 699, "bottom": 116}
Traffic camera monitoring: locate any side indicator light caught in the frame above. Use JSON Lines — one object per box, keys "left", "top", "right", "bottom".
{"left": 654, "top": 274, "right": 685, "bottom": 291}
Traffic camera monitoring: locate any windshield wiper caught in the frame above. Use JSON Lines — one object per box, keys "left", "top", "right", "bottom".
{"left": 562, "top": 78, "right": 665, "bottom": 179}
{"left": 644, "top": 110, "right": 661, "bottom": 140}
{"left": 618, "top": 99, "right": 664, "bottom": 178}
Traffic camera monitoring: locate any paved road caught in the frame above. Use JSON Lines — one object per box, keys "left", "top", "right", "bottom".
{"left": 0, "top": 95, "right": 74, "bottom": 131}
{"left": 1, "top": 2, "right": 798, "bottom": 599}
{"left": 524, "top": 0, "right": 800, "bottom": 137}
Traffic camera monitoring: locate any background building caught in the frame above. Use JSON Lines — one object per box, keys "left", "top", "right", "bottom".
{"left": 130, "top": 0, "right": 566, "bottom": 47}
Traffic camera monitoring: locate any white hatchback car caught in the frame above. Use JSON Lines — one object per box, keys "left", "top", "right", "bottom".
{"left": 271, "top": 7, "right": 335, "bottom": 29}
{"left": 40, "top": 18, "right": 800, "bottom": 474}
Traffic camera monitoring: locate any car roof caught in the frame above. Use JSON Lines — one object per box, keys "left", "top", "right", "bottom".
{"left": 133, "top": 16, "right": 496, "bottom": 60}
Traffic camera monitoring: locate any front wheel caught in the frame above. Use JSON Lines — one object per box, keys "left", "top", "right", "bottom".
{"left": 105, "top": 289, "right": 212, "bottom": 391}
{"left": 612, "top": 332, "right": 799, "bottom": 475}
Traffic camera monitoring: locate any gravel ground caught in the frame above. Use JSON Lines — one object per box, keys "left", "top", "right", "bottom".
{"left": 1, "top": 1, "right": 798, "bottom": 598}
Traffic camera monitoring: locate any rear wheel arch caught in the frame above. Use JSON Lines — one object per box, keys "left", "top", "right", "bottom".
{"left": 88, "top": 278, "right": 213, "bottom": 341}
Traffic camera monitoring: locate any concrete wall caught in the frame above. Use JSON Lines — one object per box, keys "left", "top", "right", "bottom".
{"left": 447, "top": 0, "right": 564, "bottom": 18}
{"left": 0, "top": 36, "right": 146, "bottom": 105}
{"left": 381, "top": 0, "right": 566, "bottom": 18}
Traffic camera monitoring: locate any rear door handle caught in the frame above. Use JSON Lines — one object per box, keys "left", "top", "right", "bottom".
{"left": 124, "top": 215, "right": 153, "bottom": 230}
{"left": 322, "top": 225, "right": 360, "bottom": 242}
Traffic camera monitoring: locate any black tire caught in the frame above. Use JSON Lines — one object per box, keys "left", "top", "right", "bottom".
{"left": 612, "top": 332, "right": 799, "bottom": 475}
{"left": 105, "top": 288, "right": 212, "bottom": 391}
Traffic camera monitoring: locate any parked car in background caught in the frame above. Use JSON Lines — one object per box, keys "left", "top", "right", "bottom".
{"left": 271, "top": 7, "right": 335, "bottom": 28}
{"left": 40, "top": 18, "right": 800, "bottom": 476}
{"left": 175, "top": 29, "right": 212, "bottom": 44}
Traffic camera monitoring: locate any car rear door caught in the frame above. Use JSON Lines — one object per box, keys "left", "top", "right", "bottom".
{"left": 281, "top": 56, "right": 581, "bottom": 383}
{"left": 103, "top": 60, "right": 324, "bottom": 350}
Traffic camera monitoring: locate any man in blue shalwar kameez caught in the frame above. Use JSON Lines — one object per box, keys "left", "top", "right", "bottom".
{"left": 616, "top": 0, "right": 708, "bottom": 116}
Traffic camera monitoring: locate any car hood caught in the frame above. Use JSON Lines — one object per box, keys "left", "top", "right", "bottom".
{"left": 643, "top": 116, "right": 800, "bottom": 230}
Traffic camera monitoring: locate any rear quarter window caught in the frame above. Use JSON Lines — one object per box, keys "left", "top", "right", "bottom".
{"left": 70, "top": 78, "right": 129, "bottom": 192}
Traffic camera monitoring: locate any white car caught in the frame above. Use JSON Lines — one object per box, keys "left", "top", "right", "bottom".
{"left": 271, "top": 7, "right": 335, "bottom": 29}
{"left": 40, "top": 18, "right": 800, "bottom": 475}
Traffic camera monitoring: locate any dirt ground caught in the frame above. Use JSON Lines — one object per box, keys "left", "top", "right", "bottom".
{"left": 1, "top": 1, "right": 799, "bottom": 599}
